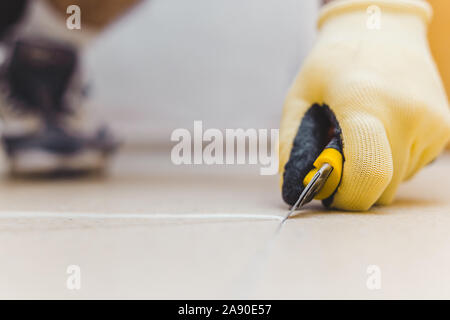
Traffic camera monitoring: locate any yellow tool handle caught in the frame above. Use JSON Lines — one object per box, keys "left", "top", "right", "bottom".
{"left": 303, "top": 147, "right": 343, "bottom": 200}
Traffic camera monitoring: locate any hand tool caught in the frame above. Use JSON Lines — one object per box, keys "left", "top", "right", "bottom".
{"left": 283, "top": 145, "right": 343, "bottom": 222}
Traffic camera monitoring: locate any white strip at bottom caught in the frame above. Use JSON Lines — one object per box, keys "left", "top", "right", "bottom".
{"left": 0, "top": 211, "right": 284, "bottom": 222}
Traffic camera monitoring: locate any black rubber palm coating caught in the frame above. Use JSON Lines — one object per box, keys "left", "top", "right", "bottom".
{"left": 282, "top": 104, "right": 343, "bottom": 207}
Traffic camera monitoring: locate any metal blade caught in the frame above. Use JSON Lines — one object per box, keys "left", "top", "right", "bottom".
{"left": 283, "top": 163, "right": 333, "bottom": 222}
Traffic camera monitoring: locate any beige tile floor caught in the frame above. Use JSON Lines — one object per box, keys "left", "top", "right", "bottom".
{"left": 0, "top": 150, "right": 449, "bottom": 299}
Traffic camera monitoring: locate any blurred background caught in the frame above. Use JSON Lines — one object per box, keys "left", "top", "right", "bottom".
{"left": 84, "top": 0, "right": 318, "bottom": 146}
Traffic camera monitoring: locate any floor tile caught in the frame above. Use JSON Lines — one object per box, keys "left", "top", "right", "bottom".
{"left": 253, "top": 155, "right": 450, "bottom": 299}
{"left": 0, "top": 218, "right": 279, "bottom": 299}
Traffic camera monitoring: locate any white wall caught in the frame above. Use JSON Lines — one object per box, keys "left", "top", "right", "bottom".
{"left": 85, "top": 0, "right": 319, "bottom": 145}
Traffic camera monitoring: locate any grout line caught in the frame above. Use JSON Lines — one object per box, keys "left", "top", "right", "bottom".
{"left": 229, "top": 218, "right": 286, "bottom": 298}
{"left": 0, "top": 211, "right": 284, "bottom": 222}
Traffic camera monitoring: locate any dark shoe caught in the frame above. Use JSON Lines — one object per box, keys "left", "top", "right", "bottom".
{"left": 0, "top": 39, "right": 119, "bottom": 175}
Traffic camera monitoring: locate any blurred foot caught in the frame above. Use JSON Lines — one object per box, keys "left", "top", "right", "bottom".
{"left": 0, "top": 39, "right": 118, "bottom": 175}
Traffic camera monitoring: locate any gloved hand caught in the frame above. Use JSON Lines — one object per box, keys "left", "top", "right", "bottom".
{"left": 280, "top": 0, "right": 450, "bottom": 211}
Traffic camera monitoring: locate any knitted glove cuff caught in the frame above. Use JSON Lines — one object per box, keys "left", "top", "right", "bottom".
{"left": 318, "top": 0, "right": 432, "bottom": 29}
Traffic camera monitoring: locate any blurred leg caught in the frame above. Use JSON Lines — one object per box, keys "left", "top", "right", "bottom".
{"left": 0, "top": 0, "right": 144, "bottom": 175}
{"left": 0, "top": 1, "right": 28, "bottom": 40}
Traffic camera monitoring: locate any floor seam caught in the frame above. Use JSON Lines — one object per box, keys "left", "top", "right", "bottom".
{"left": 0, "top": 211, "right": 284, "bottom": 222}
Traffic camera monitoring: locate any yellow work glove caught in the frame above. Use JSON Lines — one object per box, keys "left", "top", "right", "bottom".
{"left": 280, "top": 0, "right": 450, "bottom": 211}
